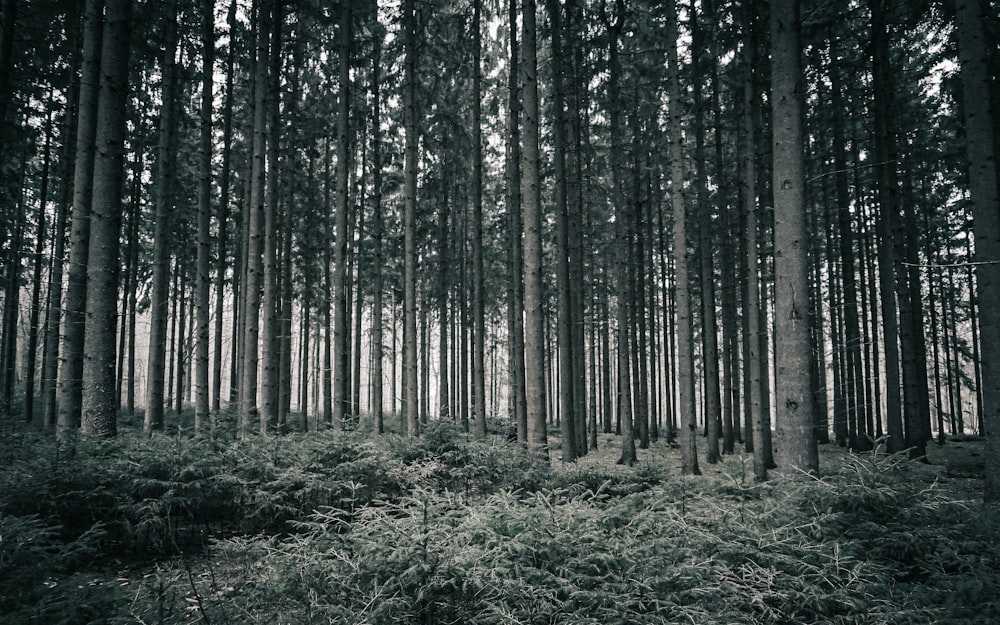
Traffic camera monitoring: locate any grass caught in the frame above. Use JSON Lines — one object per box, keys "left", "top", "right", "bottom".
{"left": 0, "top": 415, "right": 997, "bottom": 624}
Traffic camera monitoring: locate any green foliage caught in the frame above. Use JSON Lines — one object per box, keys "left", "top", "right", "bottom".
{"left": 1, "top": 426, "right": 997, "bottom": 624}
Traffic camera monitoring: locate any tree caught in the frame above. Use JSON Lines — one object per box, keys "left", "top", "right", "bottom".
{"left": 80, "top": 0, "right": 132, "bottom": 438}
{"left": 472, "top": 0, "right": 487, "bottom": 440}
{"left": 521, "top": 0, "right": 548, "bottom": 458}
{"left": 195, "top": 0, "right": 215, "bottom": 436}
{"left": 239, "top": 0, "right": 270, "bottom": 438}
{"left": 56, "top": 0, "right": 102, "bottom": 441}
{"left": 144, "top": 0, "right": 178, "bottom": 433}
{"left": 771, "top": 0, "right": 818, "bottom": 472}
{"left": 403, "top": 0, "right": 419, "bottom": 436}
{"left": 954, "top": 0, "right": 1000, "bottom": 502}
{"left": 667, "top": 0, "right": 698, "bottom": 476}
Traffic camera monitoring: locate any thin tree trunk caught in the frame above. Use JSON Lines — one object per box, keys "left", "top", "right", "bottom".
{"left": 869, "top": 0, "right": 904, "bottom": 453}
{"left": 668, "top": 0, "right": 698, "bottom": 475}
{"left": 23, "top": 98, "right": 53, "bottom": 422}
{"left": 506, "top": 0, "right": 527, "bottom": 443}
{"left": 402, "top": 0, "right": 419, "bottom": 436}
{"left": 239, "top": 0, "right": 270, "bottom": 438}
{"left": 194, "top": 0, "right": 214, "bottom": 435}
{"left": 213, "top": 0, "right": 238, "bottom": 414}
{"left": 521, "top": 0, "right": 548, "bottom": 457}
{"left": 371, "top": 27, "right": 384, "bottom": 434}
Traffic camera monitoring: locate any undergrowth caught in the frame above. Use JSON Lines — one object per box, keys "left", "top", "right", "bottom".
{"left": 1, "top": 423, "right": 998, "bottom": 624}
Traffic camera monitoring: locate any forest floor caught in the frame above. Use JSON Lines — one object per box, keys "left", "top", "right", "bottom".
{"left": 1, "top": 416, "right": 997, "bottom": 625}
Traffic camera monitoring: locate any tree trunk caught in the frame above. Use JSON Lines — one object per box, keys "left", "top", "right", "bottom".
{"left": 954, "top": 0, "right": 1000, "bottom": 502}
{"left": 144, "top": 0, "right": 177, "bottom": 432}
{"left": 80, "top": 0, "right": 131, "bottom": 438}
{"left": 239, "top": 0, "right": 270, "bottom": 438}
{"left": 506, "top": 0, "right": 527, "bottom": 443}
{"left": 23, "top": 100, "right": 53, "bottom": 422}
{"left": 403, "top": 0, "right": 419, "bottom": 436}
{"left": 41, "top": 4, "right": 81, "bottom": 429}
{"left": 549, "top": 0, "right": 576, "bottom": 460}
{"left": 213, "top": 0, "right": 238, "bottom": 414}
{"left": 668, "top": 0, "right": 698, "bottom": 475}
{"left": 371, "top": 27, "right": 384, "bottom": 434}
{"left": 869, "top": 0, "right": 904, "bottom": 453}
{"left": 260, "top": 0, "right": 282, "bottom": 434}
{"left": 521, "top": 0, "right": 548, "bottom": 458}
{"left": 770, "top": 0, "right": 818, "bottom": 472}
{"left": 194, "top": 0, "right": 214, "bottom": 435}
{"left": 56, "top": 0, "right": 103, "bottom": 441}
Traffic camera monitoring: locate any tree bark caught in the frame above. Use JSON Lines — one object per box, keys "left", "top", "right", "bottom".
{"left": 521, "top": 0, "right": 548, "bottom": 458}
{"left": 56, "top": 0, "right": 102, "bottom": 441}
{"left": 403, "top": 0, "right": 419, "bottom": 436}
{"left": 667, "top": 0, "right": 698, "bottom": 475}
{"left": 770, "top": 0, "right": 819, "bottom": 472}
{"left": 80, "top": 0, "right": 131, "bottom": 438}
{"left": 954, "top": 0, "right": 1000, "bottom": 502}
{"left": 194, "top": 0, "right": 214, "bottom": 436}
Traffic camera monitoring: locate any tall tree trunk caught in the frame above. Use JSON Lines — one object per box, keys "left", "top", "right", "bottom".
{"left": 322, "top": 138, "right": 333, "bottom": 425}
{"left": 468, "top": 0, "right": 487, "bottom": 438}
{"left": 506, "top": 0, "right": 527, "bottom": 443}
{"left": 771, "top": 0, "right": 818, "bottom": 472}
{"left": 667, "top": 0, "right": 698, "bottom": 475}
{"left": 56, "top": 0, "right": 102, "bottom": 441}
{"left": 371, "top": 27, "right": 384, "bottom": 434}
{"left": 23, "top": 99, "right": 54, "bottom": 422}
{"left": 260, "top": 0, "right": 282, "bottom": 434}
{"left": 954, "top": 0, "right": 1000, "bottom": 502}
{"left": 403, "top": 0, "right": 419, "bottom": 436}
{"left": 521, "top": 0, "right": 548, "bottom": 457}
{"left": 691, "top": 0, "right": 720, "bottom": 464}
{"left": 144, "top": 0, "right": 177, "bottom": 432}
{"left": 42, "top": 2, "right": 81, "bottom": 429}
{"left": 213, "top": 0, "right": 238, "bottom": 414}
{"left": 550, "top": 0, "right": 576, "bottom": 460}
{"left": 81, "top": 0, "right": 131, "bottom": 438}
{"left": 239, "top": 0, "right": 270, "bottom": 438}
{"left": 740, "top": 0, "right": 766, "bottom": 479}
{"left": 194, "top": 0, "right": 214, "bottom": 435}
{"left": 869, "top": 0, "right": 904, "bottom": 453}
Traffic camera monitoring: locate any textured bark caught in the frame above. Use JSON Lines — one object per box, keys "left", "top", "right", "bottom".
{"left": 667, "top": 0, "right": 699, "bottom": 476}
{"left": 506, "top": 0, "right": 527, "bottom": 443}
{"left": 472, "top": 0, "right": 487, "bottom": 439}
{"left": 41, "top": 7, "right": 80, "bottom": 429}
{"left": 23, "top": 101, "right": 53, "bottom": 422}
{"left": 239, "top": 0, "right": 270, "bottom": 438}
{"left": 550, "top": 0, "right": 576, "bottom": 460}
{"left": 213, "top": 0, "right": 238, "bottom": 413}
{"left": 371, "top": 30, "right": 384, "bottom": 434}
{"left": 144, "top": 0, "right": 177, "bottom": 432}
{"left": 869, "top": 0, "right": 904, "bottom": 453}
{"left": 403, "top": 0, "right": 419, "bottom": 436}
{"left": 260, "top": 0, "right": 282, "bottom": 434}
{"left": 521, "top": 0, "right": 548, "bottom": 458}
{"left": 691, "top": 0, "right": 720, "bottom": 464}
{"left": 954, "top": 0, "right": 1000, "bottom": 502}
{"left": 80, "top": 0, "right": 131, "bottom": 439}
{"left": 194, "top": 0, "right": 214, "bottom": 435}
{"left": 56, "top": 0, "right": 102, "bottom": 441}
{"left": 770, "top": 0, "right": 818, "bottom": 473}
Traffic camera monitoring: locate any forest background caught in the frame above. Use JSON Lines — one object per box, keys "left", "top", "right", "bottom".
{"left": 1, "top": 0, "right": 1000, "bottom": 621}
{"left": 2, "top": 0, "right": 998, "bottom": 476}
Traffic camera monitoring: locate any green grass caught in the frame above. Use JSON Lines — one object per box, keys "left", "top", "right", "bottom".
{"left": 1, "top": 418, "right": 997, "bottom": 624}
